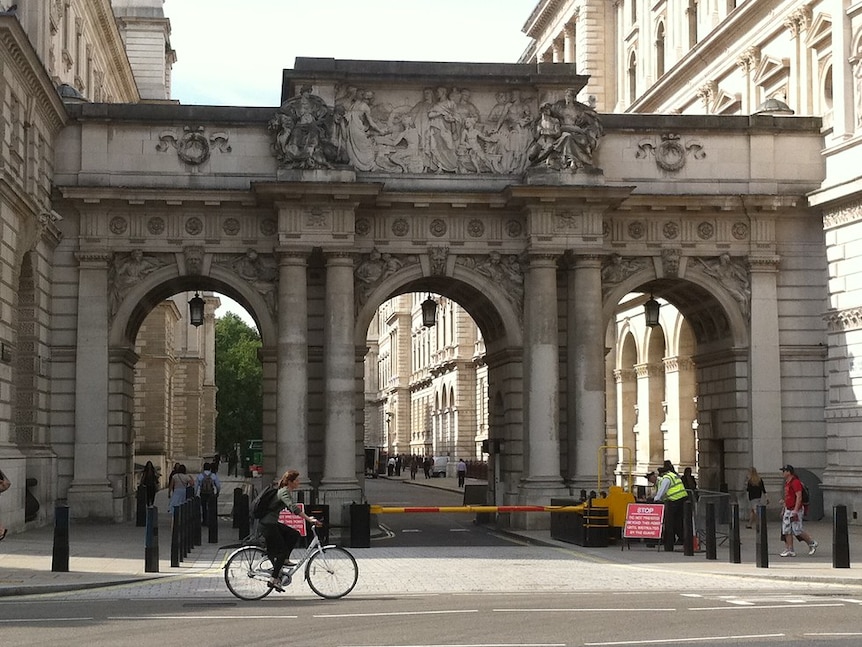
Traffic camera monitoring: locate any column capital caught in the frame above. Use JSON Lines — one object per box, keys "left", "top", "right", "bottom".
{"left": 276, "top": 249, "right": 309, "bottom": 266}
{"left": 75, "top": 250, "right": 112, "bottom": 266}
{"left": 525, "top": 252, "right": 559, "bottom": 269}
{"left": 565, "top": 251, "right": 604, "bottom": 268}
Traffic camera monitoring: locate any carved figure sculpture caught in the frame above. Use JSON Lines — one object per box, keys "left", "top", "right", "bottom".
{"left": 268, "top": 85, "right": 336, "bottom": 169}
{"left": 427, "top": 87, "right": 460, "bottom": 172}
{"left": 697, "top": 253, "right": 750, "bottom": 317}
{"left": 232, "top": 249, "right": 277, "bottom": 313}
{"left": 529, "top": 88, "right": 603, "bottom": 172}
{"left": 110, "top": 249, "right": 163, "bottom": 313}
{"left": 344, "top": 90, "right": 388, "bottom": 171}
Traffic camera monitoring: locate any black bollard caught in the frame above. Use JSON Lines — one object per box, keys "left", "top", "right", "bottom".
{"left": 683, "top": 499, "right": 694, "bottom": 556}
{"left": 144, "top": 506, "right": 159, "bottom": 572}
{"left": 755, "top": 504, "right": 768, "bottom": 568}
{"left": 192, "top": 496, "right": 202, "bottom": 547}
{"left": 52, "top": 504, "right": 70, "bottom": 572}
{"left": 237, "top": 492, "right": 250, "bottom": 540}
{"left": 170, "top": 506, "right": 180, "bottom": 567}
{"left": 349, "top": 502, "right": 371, "bottom": 548}
{"left": 208, "top": 495, "right": 218, "bottom": 543}
{"left": 705, "top": 501, "right": 717, "bottom": 560}
{"left": 232, "top": 487, "right": 242, "bottom": 528}
{"left": 729, "top": 501, "right": 741, "bottom": 564}
{"left": 834, "top": 504, "right": 851, "bottom": 568}
{"left": 136, "top": 485, "right": 147, "bottom": 527}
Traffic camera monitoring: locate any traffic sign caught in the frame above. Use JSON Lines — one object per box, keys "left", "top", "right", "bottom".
{"left": 623, "top": 502, "right": 665, "bottom": 539}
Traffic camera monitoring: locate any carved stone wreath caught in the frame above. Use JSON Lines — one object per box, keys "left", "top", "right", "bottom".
{"left": 430, "top": 219, "right": 447, "bottom": 237}
{"left": 506, "top": 220, "right": 523, "bottom": 238}
{"left": 628, "top": 221, "right": 645, "bottom": 239}
{"left": 109, "top": 216, "right": 128, "bottom": 235}
{"left": 663, "top": 221, "right": 680, "bottom": 239}
{"left": 156, "top": 126, "right": 231, "bottom": 166}
{"left": 468, "top": 219, "right": 485, "bottom": 238}
{"left": 148, "top": 217, "right": 165, "bottom": 235}
{"left": 223, "top": 218, "right": 240, "bottom": 236}
{"left": 185, "top": 217, "right": 203, "bottom": 236}
{"left": 697, "top": 221, "right": 715, "bottom": 239}
{"left": 355, "top": 218, "right": 371, "bottom": 236}
{"left": 731, "top": 221, "right": 749, "bottom": 240}
{"left": 636, "top": 133, "right": 706, "bottom": 172}
{"left": 392, "top": 218, "right": 409, "bottom": 237}
{"left": 260, "top": 219, "right": 277, "bottom": 236}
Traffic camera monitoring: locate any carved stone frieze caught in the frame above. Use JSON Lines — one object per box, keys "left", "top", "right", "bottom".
{"left": 156, "top": 126, "right": 231, "bottom": 166}
{"left": 636, "top": 133, "right": 705, "bottom": 172}
{"left": 823, "top": 203, "right": 862, "bottom": 229}
{"left": 268, "top": 84, "right": 603, "bottom": 175}
{"left": 456, "top": 251, "right": 524, "bottom": 313}
{"left": 354, "top": 248, "right": 419, "bottom": 306}
{"left": 216, "top": 249, "right": 278, "bottom": 316}
{"left": 601, "top": 254, "right": 647, "bottom": 296}
{"left": 109, "top": 250, "right": 168, "bottom": 315}
{"left": 695, "top": 253, "right": 750, "bottom": 318}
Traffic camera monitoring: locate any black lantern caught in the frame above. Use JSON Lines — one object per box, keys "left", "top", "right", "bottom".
{"left": 188, "top": 291, "right": 205, "bottom": 327}
{"left": 644, "top": 295, "right": 660, "bottom": 328}
{"left": 421, "top": 295, "right": 437, "bottom": 328}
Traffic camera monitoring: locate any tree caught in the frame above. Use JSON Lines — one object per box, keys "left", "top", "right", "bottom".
{"left": 215, "top": 313, "right": 262, "bottom": 454}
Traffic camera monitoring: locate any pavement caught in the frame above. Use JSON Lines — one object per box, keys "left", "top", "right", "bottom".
{"left": 1, "top": 475, "right": 861, "bottom": 598}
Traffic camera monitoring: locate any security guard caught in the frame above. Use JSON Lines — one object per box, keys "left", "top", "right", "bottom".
{"left": 650, "top": 466, "right": 689, "bottom": 551}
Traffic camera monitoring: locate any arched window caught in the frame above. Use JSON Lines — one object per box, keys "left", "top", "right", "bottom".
{"left": 656, "top": 22, "right": 666, "bottom": 78}
{"left": 628, "top": 51, "right": 638, "bottom": 104}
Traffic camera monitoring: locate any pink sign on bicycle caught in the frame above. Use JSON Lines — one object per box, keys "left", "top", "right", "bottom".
{"left": 278, "top": 503, "right": 308, "bottom": 536}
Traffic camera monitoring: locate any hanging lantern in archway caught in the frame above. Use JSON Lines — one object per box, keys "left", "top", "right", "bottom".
{"left": 189, "top": 291, "right": 205, "bottom": 327}
{"left": 421, "top": 295, "right": 437, "bottom": 328}
{"left": 644, "top": 295, "right": 660, "bottom": 328}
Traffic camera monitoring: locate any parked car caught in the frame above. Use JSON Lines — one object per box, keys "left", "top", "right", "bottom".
{"left": 431, "top": 456, "right": 448, "bottom": 477}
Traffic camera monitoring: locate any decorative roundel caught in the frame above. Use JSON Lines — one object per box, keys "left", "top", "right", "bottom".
{"left": 355, "top": 217, "right": 371, "bottom": 236}
{"left": 223, "top": 218, "right": 240, "bottom": 236}
{"left": 260, "top": 219, "right": 277, "bottom": 236}
{"left": 392, "top": 218, "right": 409, "bottom": 237}
{"left": 430, "top": 218, "right": 447, "bottom": 237}
{"left": 731, "top": 221, "right": 749, "bottom": 240}
{"left": 506, "top": 220, "right": 523, "bottom": 238}
{"left": 663, "top": 221, "right": 679, "bottom": 239}
{"left": 628, "top": 221, "right": 645, "bottom": 239}
{"left": 697, "top": 221, "right": 715, "bottom": 239}
{"left": 109, "top": 216, "right": 128, "bottom": 235}
{"left": 185, "top": 217, "right": 203, "bottom": 236}
{"left": 467, "top": 219, "right": 485, "bottom": 238}
{"left": 147, "top": 216, "right": 165, "bottom": 235}
{"left": 655, "top": 137, "right": 686, "bottom": 172}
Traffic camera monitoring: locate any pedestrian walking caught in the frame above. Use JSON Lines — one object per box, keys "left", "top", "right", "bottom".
{"left": 196, "top": 462, "right": 221, "bottom": 525}
{"left": 423, "top": 456, "right": 432, "bottom": 479}
{"left": 167, "top": 464, "right": 193, "bottom": 516}
{"left": 457, "top": 459, "right": 467, "bottom": 487}
{"left": 139, "top": 460, "right": 159, "bottom": 506}
{"left": 779, "top": 465, "right": 818, "bottom": 557}
{"left": 744, "top": 467, "right": 768, "bottom": 529}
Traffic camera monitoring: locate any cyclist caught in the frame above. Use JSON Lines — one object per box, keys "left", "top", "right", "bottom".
{"left": 259, "top": 469, "right": 318, "bottom": 591}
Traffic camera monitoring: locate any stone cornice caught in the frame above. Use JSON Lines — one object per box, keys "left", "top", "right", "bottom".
{"left": 824, "top": 307, "right": 862, "bottom": 332}
{"left": 85, "top": 0, "right": 139, "bottom": 102}
{"left": 823, "top": 203, "right": 862, "bottom": 229}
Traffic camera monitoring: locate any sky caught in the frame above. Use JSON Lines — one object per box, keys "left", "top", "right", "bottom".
{"left": 160, "top": 0, "right": 538, "bottom": 324}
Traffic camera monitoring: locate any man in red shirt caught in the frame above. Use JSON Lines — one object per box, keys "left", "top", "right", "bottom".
{"left": 779, "top": 465, "right": 818, "bottom": 557}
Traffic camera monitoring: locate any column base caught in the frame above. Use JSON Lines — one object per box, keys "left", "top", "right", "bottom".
{"left": 66, "top": 481, "right": 117, "bottom": 521}
{"left": 514, "top": 477, "right": 569, "bottom": 530}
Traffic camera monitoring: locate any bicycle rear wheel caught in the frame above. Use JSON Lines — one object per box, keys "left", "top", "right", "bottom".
{"left": 305, "top": 546, "right": 358, "bottom": 599}
{"left": 224, "top": 546, "right": 274, "bottom": 600}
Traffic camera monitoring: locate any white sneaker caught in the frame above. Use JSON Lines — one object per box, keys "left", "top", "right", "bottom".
{"left": 808, "top": 541, "right": 818, "bottom": 556}
{"left": 779, "top": 549, "right": 796, "bottom": 557}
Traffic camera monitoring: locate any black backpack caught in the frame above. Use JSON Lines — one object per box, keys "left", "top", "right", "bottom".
{"left": 251, "top": 485, "right": 279, "bottom": 519}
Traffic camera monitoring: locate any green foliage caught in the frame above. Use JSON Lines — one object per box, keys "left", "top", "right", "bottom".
{"left": 215, "top": 312, "right": 262, "bottom": 454}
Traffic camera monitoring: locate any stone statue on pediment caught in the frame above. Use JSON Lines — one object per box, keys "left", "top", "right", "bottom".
{"left": 528, "top": 88, "right": 603, "bottom": 172}
{"left": 269, "top": 85, "right": 337, "bottom": 169}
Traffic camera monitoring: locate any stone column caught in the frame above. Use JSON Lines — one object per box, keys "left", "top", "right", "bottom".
{"left": 276, "top": 252, "right": 308, "bottom": 476}
{"left": 749, "top": 258, "right": 782, "bottom": 470}
{"left": 563, "top": 22, "right": 576, "bottom": 64}
{"left": 567, "top": 254, "right": 604, "bottom": 490}
{"left": 320, "top": 252, "right": 360, "bottom": 506}
{"left": 67, "top": 251, "right": 113, "bottom": 518}
{"left": 521, "top": 253, "right": 566, "bottom": 502}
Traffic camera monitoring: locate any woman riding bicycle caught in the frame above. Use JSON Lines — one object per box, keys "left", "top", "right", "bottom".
{"left": 259, "top": 469, "right": 318, "bottom": 591}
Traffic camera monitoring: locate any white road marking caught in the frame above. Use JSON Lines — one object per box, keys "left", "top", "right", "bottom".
{"left": 0, "top": 618, "right": 94, "bottom": 623}
{"left": 584, "top": 634, "right": 785, "bottom": 646}
{"left": 110, "top": 615, "right": 298, "bottom": 619}
{"left": 493, "top": 608, "right": 675, "bottom": 613}
{"left": 316, "top": 609, "right": 479, "bottom": 619}
{"left": 690, "top": 603, "right": 844, "bottom": 611}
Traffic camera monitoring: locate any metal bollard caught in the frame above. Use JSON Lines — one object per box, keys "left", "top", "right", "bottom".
{"left": 232, "top": 487, "right": 242, "bottom": 528}
{"left": 683, "top": 499, "right": 694, "bottom": 556}
{"left": 834, "top": 504, "right": 851, "bottom": 568}
{"left": 144, "top": 506, "right": 159, "bottom": 572}
{"left": 349, "top": 502, "right": 371, "bottom": 548}
{"left": 705, "top": 501, "right": 717, "bottom": 560}
{"left": 171, "top": 506, "right": 180, "bottom": 567}
{"left": 729, "top": 501, "right": 741, "bottom": 564}
{"left": 52, "top": 504, "right": 70, "bottom": 572}
{"left": 208, "top": 495, "right": 218, "bottom": 543}
{"left": 192, "top": 496, "right": 202, "bottom": 547}
{"left": 755, "top": 504, "right": 768, "bottom": 568}
{"left": 136, "top": 485, "right": 147, "bottom": 527}
{"left": 237, "top": 492, "right": 250, "bottom": 540}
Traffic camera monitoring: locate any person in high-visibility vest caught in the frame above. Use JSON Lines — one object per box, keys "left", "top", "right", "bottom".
{"left": 648, "top": 466, "right": 689, "bottom": 551}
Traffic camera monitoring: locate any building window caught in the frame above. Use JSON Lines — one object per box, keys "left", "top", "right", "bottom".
{"left": 631, "top": 0, "right": 637, "bottom": 25}
{"left": 656, "top": 22, "right": 666, "bottom": 78}
{"left": 688, "top": 0, "right": 698, "bottom": 48}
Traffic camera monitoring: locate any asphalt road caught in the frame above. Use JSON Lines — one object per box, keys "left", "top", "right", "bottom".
{"left": 2, "top": 590, "right": 861, "bottom": 647}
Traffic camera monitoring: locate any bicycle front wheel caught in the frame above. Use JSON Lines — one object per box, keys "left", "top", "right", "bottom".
{"left": 224, "top": 546, "right": 274, "bottom": 601}
{"left": 305, "top": 546, "right": 358, "bottom": 599}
